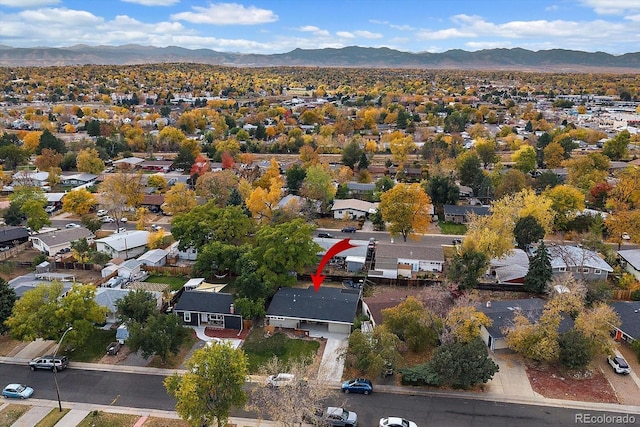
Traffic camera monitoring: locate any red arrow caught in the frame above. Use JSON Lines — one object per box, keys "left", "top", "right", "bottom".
{"left": 311, "top": 238, "right": 357, "bottom": 292}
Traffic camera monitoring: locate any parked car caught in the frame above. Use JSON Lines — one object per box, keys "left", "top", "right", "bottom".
{"left": 622, "top": 232, "right": 631, "bottom": 240}
{"left": 341, "top": 378, "right": 373, "bottom": 395}
{"left": 608, "top": 355, "right": 631, "bottom": 375}
{"left": 2, "top": 384, "right": 34, "bottom": 399}
{"left": 266, "top": 373, "right": 296, "bottom": 387}
{"left": 106, "top": 341, "right": 121, "bottom": 356}
{"left": 379, "top": 417, "right": 417, "bottom": 427}
{"left": 341, "top": 226, "right": 356, "bottom": 233}
{"left": 321, "top": 407, "right": 358, "bottom": 427}
{"left": 65, "top": 223, "right": 80, "bottom": 228}
{"left": 318, "top": 232, "right": 334, "bottom": 238}
{"left": 150, "top": 224, "right": 162, "bottom": 232}
{"left": 56, "top": 247, "right": 71, "bottom": 255}
{"left": 97, "top": 209, "right": 108, "bottom": 217}
{"left": 115, "top": 227, "right": 127, "bottom": 233}
{"left": 45, "top": 205, "right": 56, "bottom": 213}
{"left": 102, "top": 216, "right": 115, "bottom": 223}
{"left": 28, "top": 355, "right": 69, "bottom": 372}
{"left": 121, "top": 217, "right": 128, "bottom": 223}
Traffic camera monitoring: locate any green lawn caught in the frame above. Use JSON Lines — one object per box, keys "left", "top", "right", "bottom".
{"left": 64, "top": 328, "right": 115, "bottom": 362}
{"left": 145, "top": 275, "right": 189, "bottom": 291}
{"left": 242, "top": 329, "right": 320, "bottom": 373}
{"left": 438, "top": 221, "right": 467, "bottom": 235}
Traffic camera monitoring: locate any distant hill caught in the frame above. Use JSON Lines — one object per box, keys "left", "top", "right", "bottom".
{"left": 1, "top": 44, "right": 639, "bottom": 71}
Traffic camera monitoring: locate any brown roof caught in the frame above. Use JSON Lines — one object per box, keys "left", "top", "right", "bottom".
{"left": 142, "top": 194, "right": 165, "bottom": 205}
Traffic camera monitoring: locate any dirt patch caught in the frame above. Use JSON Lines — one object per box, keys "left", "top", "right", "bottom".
{"left": 0, "top": 404, "right": 30, "bottom": 427}
{"left": 143, "top": 417, "right": 189, "bottom": 427}
{"left": 526, "top": 362, "right": 618, "bottom": 403}
{"left": 76, "top": 411, "right": 140, "bottom": 427}
{"left": 95, "top": 345, "right": 134, "bottom": 365}
{"left": 0, "top": 336, "right": 24, "bottom": 356}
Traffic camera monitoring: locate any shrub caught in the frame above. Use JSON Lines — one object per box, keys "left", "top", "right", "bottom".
{"left": 558, "top": 329, "right": 591, "bottom": 370}
{"left": 631, "top": 289, "right": 640, "bottom": 301}
{"left": 32, "top": 254, "right": 48, "bottom": 267}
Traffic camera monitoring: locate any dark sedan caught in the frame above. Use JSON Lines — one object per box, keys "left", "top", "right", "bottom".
{"left": 341, "top": 226, "right": 357, "bottom": 233}
{"left": 341, "top": 378, "right": 373, "bottom": 395}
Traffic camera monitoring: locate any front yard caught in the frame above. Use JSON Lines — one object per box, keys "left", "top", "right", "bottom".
{"left": 242, "top": 327, "right": 321, "bottom": 373}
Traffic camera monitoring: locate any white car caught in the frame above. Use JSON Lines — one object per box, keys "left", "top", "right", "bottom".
{"left": 608, "top": 355, "right": 631, "bottom": 375}
{"left": 102, "top": 216, "right": 115, "bottom": 223}
{"left": 380, "top": 417, "right": 417, "bottom": 427}
{"left": 65, "top": 223, "right": 80, "bottom": 228}
{"left": 266, "top": 373, "right": 295, "bottom": 387}
{"left": 97, "top": 209, "right": 108, "bottom": 217}
{"left": 115, "top": 227, "right": 127, "bottom": 233}
{"left": 622, "top": 232, "right": 631, "bottom": 240}
{"left": 121, "top": 217, "right": 128, "bottom": 223}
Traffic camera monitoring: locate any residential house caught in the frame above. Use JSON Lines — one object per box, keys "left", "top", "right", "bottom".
{"left": 477, "top": 298, "right": 573, "bottom": 351}
{"left": 10, "top": 171, "right": 49, "bottom": 189}
{"left": 443, "top": 204, "right": 490, "bottom": 224}
{"left": 546, "top": 244, "right": 613, "bottom": 281}
{"left": 345, "top": 182, "right": 376, "bottom": 197}
{"left": 618, "top": 249, "right": 640, "bottom": 281}
{"left": 610, "top": 301, "right": 640, "bottom": 343}
{"left": 174, "top": 291, "right": 243, "bottom": 330}
{"left": 488, "top": 249, "right": 530, "bottom": 284}
{"left": 266, "top": 286, "right": 360, "bottom": 335}
{"left": 60, "top": 173, "right": 98, "bottom": 186}
{"left": 117, "top": 259, "right": 143, "bottom": 280}
{"left": 137, "top": 248, "right": 168, "bottom": 267}
{"left": 313, "top": 237, "right": 369, "bottom": 273}
{"left": 94, "top": 287, "right": 162, "bottom": 324}
{"left": 141, "top": 194, "right": 165, "bottom": 213}
{"left": 0, "top": 226, "right": 30, "bottom": 247}
{"left": 331, "top": 199, "right": 378, "bottom": 219}
{"left": 95, "top": 230, "right": 150, "bottom": 260}
{"left": 45, "top": 193, "right": 65, "bottom": 210}
{"left": 113, "top": 157, "right": 144, "bottom": 170}
{"left": 30, "top": 227, "right": 94, "bottom": 256}
{"left": 371, "top": 243, "right": 444, "bottom": 279}
{"left": 140, "top": 160, "right": 174, "bottom": 173}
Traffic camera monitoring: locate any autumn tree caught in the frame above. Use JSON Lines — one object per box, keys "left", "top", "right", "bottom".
{"left": 62, "top": 188, "right": 97, "bottom": 216}
{"left": 574, "top": 303, "right": 620, "bottom": 357}
{"left": 76, "top": 147, "right": 105, "bottom": 174}
{"left": 474, "top": 138, "right": 498, "bottom": 168}
{"left": 524, "top": 241, "right": 552, "bottom": 293}
{"left": 99, "top": 171, "right": 144, "bottom": 226}
{"left": 603, "top": 130, "right": 630, "bottom": 160}
{"left": 388, "top": 132, "right": 416, "bottom": 166}
{"left": 512, "top": 145, "right": 537, "bottom": 173}
{"left": 565, "top": 153, "right": 610, "bottom": 192}
{"left": 382, "top": 296, "right": 437, "bottom": 352}
{"left": 544, "top": 184, "right": 585, "bottom": 231}
{"left": 300, "top": 164, "right": 335, "bottom": 209}
{"left": 195, "top": 170, "right": 239, "bottom": 207}
{"left": 494, "top": 169, "right": 529, "bottom": 199}
{"left": 34, "top": 148, "right": 62, "bottom": 172}
{"left": 147, "top": 174, "right": 167, "bottom": 190}
{"left": 443, "top": 304, "right": 492, "bottom": 345}
{"left": 379, "top": 183, "right": 432, "bottom": 242}
{"left": 543, "top": 141, "right": 565, "bottom": 168}
{"left": 344, "top": 326, "right": 401, "bottom": 378}
{"left": 503, "top": 302, "right": 561, "bottom": 362}
{"left": 164, "top": 182, "right": 197, "bottom": 216}
{"left": 246, "top": 175, "right": 283, "bottom": 223}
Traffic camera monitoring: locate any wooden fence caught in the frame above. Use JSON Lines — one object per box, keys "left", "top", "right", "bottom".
{"left": 142, "top": 265, "right": 193, "bottom": 276}
{"left": 0, "top": 241, "right": 33, "bottom": 262}
{"left": 611, "top": 289, "right": 634, "bottom": 301}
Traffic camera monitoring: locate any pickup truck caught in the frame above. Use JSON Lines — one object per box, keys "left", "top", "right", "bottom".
{"left": 106, "top": 341, "right": 121, "bottom": 356}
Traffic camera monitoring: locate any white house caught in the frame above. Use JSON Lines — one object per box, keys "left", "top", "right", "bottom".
{"left": 137, "top": 248, "right": 168, "bottom": 267}
{"left": 30, "top": 227, "right": 94, "bottom": 256}
{"left": 95, "top": 230, "right": 150, "bottom": 260}
{"left": 331, "top": 199, "right": 378, "bottom": 219}
{"left": 117, "top": 259, "right": 143, "bottom": 279}
{"left": 618, "top": 249, "right": 640, "bottom": 281}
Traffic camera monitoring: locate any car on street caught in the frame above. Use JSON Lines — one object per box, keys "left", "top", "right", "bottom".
{"left": 97, "top": 209, "right": 108, "bottom": 217}
{"left": 65, "top": 223, "right": 80, "bottom": 228}
{"left": 608, "top": 355, "right": 631, "bottom": 375}
{"left": 321, "top": 407, "right": 358, "bottom": 427}
{"left": 379, "top": 417, "right": 417, "bottom": 427}
{"left": 318, "top": 232, "right": 334, "bottom": 238}
{"left": 102, "top": 216, "right": 115, "bottom": 223}
{"left": 150, "top": 224, "right": 162, "bottom": 232}
{"left": 266, "top": 373, "right": 297, "bottom": 387}
{"left": 2, "top": 384, "right": 34, "bottom": 399}
{"left": 28, "top": 355, "right": 69, "bottom": 372}
{"left": 622, "top": 232, "right": 631, "bottom": 240}
{"left": 341, "top": 226, "right": 356, "bottom": 233}
{"left": 115, "top": 227, "right": 127, "bottom": 233}
{"left": 121, "top": 217, "right": 128, "bottom": 223}
{"left": 341, "top": 378, "right": 373, "bottom": 394}
{"left": 45, "top": 205, "right": 56, "bottom": 213}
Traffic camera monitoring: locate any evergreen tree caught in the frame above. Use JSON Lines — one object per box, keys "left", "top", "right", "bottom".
{"left": 0, "top": 278, "right": 16, "bottom": 334}
{"left": 524, "top": 241, "right": 552, "bottom": 293}
{"left": 514, "top": 215, "right": 545, "bottom": 250}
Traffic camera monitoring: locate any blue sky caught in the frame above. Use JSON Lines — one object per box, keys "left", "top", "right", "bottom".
{"left": 0, "top": 0, "right": 639, "bottom": 54}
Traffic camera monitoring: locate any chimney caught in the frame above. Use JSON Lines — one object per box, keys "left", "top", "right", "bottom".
{"left": 486, "top": 301, "right": 492, "bottom": 308}
{"left": 229, "top": 303, "right": 234, "bottom": 314}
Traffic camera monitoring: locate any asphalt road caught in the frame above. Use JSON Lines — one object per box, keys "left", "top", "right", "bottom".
{"left": 1, "top": 364, "right": 636, "bottom": 426}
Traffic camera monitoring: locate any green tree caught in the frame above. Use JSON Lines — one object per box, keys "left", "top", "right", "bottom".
{"left": 558, "top": 330, "right": 591, "bottom": 370}
{"left": 232, "top": 297, "right": 266, "bottom": 320}
{"left": 425, "top": 174, "right": 459, "bottom": 208}
{"left": 165, "top": 342, "right": 248, "bottom": 427}
{"left": 0, "top": 278, "right": 16, "bottom": 334}
{"left": 285, "top": 163, "right": 306, "bottom": 195}
{"left": 603, "top": 130, "right": 630, "bottom": 160}
{"left": 344, "top": 326, "right": 401, "bottom": 378}
{"left": 379, "top": 183, "right": 432, "bottom": 242}
{"left": 4, "top": 203, "right": 24, "bottom": 226}
{"left": 428, "top": 337, "right": 499, "bottom": 389}
{"left": 524, "top": 241, "right": 552, "bottom": 293}
{"left": 116, "top": 289, "right": 158, "bottom": 324}
{"left": 382, "top": 297, "right": 437, "bottom": 352}
{"left": 513, "top": 215, "right": 545, "bottom": 250}
{"left": 195, "top": 241, "right": 249, "bottom": 278}
{"left": 300, "top": 165, "right": 335, "bottom": 209}
{"left": 174, "top": 145, "right": 196, "bottom": 171}
{"left": 127, "top": 313, "right": 189, "bottom": 364}
{"left": 447, "top": 248, "right": 489, "bottom": 290}
{"left": 22, "top": 198, "right": 50, "bottom": 232}
{"left": 37, "top": 129, "right": 66, "bottom": 154}
{"left": 457, "top": 151, "right": 485, "bottom": 195}
{"left": 512, "top": 145, "right": 537, "bottom": 173}
{"left": 341, "top": 140, "right": 362, "bottom": 169}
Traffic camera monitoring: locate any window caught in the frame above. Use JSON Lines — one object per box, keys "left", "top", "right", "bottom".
{"left": 594, "top": 269, "right": 602, "bottom": 275}
{"left": 184, "top": 312, "right": 191, "bottom": 322}
{"left": 581, "top": 268, "right": 590, "bottom": 273}
{"left": 558, "top": 267, "right": 566, "bottom": 272}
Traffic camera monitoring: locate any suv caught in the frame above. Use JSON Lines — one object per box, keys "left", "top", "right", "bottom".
{"left": 341, "top": 226, "right": 356, "bottom": 233}
{"left": 322, "top": 407, "right": 358, "bottom": 427}
{"left": 608, "top": 355, "right": 631, "bottom": 375}
{"left": 29, "top": 355, "right": 69, "bottom": 372}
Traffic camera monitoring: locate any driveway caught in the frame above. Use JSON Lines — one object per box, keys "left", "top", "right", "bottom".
{"left": 601, "top": 344, "right": 640, "bottom": 406}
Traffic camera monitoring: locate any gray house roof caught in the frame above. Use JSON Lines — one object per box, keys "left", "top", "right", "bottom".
{"left": 31, "top": 227, "right": 93, "bottom": 246}
{"left": 375, "top": 244, "right": 444, "bottom": 262}
{"left": 547, "top": 245, "right": 613, "bottom": 272}
{"left": 95, "top": 287, "right": 161, "bottom": 314}
{"left": 174, "top": 291, "right": 237, "bottom": 315}
{"left": 96, "top": 230, "right": 150, "bottom": 251}
{"left": 0, "top": 226, "right": 29, "bottom": 243}
{"left": 610, "top": 301, "right": 640, "bottom": 340}
{"left": 618, "top": 249, "right": 640, "bottom": 271}
{"left": 443, "top": 204, "right": 490, "bottom": 217}
{"left": 266, "top": 286, "right": 359, "bottom": 324}
{"left": 137, "top": 248, "right": 168, "bottom": 264}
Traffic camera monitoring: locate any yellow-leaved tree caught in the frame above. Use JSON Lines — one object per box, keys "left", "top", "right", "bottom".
{"left": 62, "top": 188, "right": 97, "bottom": 215}
{"left": 379, "top": 183, "right": 432, "bottom": 242}
{"left": 246, "top": 176, "right": 283, "bottom": 224}
{"left": 163, "top": 182, "right": 197, "bottom": 216}
{"left": 76, "top": 147, "right": 105, "bottom": 174}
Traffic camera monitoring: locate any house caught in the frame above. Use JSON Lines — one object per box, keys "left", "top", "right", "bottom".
{"left": 113, "top": 157, "right": 144, "bottom": 170}
{"left": 345, "top": 182, "right": 376, "bottom": 196}
{"left": 137, "top": 248, "right": 168, "bottom": 267}
{"left": 95, "top": 230, "right": 150, "bottom": 260}
{"left": 60, "top": 173, "right": 98, "bottom": 186}
{"left": 266, "top": 286, "right": 360, "bottom": 335}
{"left": 141, "top": 194, "right": 165, "bottom": 212}
{"left": 443, "top": 204, "right": 490, "bottom": 224}
{"left": 0, "top": 226, "right": 30, "bottom": 247}
{"left": 373, "top": 243, "right": 444, "bottom": 278}
{"left": 331, "top": 199, "right": 378, "bottom": 219}
{"left": 10, "top": 170, "right": 49, "bottom": 188}
{"left": 140, "top": 160, "right": 174, "bottom": 173}
{"left": 618, "top": 249, "right": 640, "bottom": 281}
{"left": 313, "top": 237, "right": 369, "bottom": 272}
{"left": 488, "top": 249, "right": 530, "bottom": 284}
{"left": 174, "top": 291, "right": 243, "bottom": 330}
{"left": 117, "top": 259, "right": 143, "bottom": 280}
{"left": 546, "top": 244, "right": 613, "bottom": 281}
{"left": 95, "top": 287, "right": 162, "bottom": 324}
{"left": 29, "top": 227, "right": 94, "bottom": 256}
{"left": 610, "top": 301, "right": 640, "bottom": 343}
{"left": 477, "top": 298, "right": 573, "bottom": 351}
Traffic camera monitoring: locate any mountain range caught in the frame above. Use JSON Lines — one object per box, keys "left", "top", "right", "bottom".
{"left": 0, "top": 44, "right": 639, "bottom": 71}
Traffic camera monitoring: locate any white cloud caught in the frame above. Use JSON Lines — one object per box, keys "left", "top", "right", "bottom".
{"left": 415, "top": 27, "right": 476, "bottom": 40}
{"left": 545, "top": 4, "right": 559, "bottom": 11}
{"left": 352, "top": 30, "right": 383, "bottom": 39}
{"left": 369, "top": 19, "right": 414, "bottom": 31}
{"left": 171, "top": 3, "right": 277, "bottom": 25}
{"left": 120, "top": 0, "right": 178, "bottom": 5}
{"left": 295, "top": 26, "right": 329, "bottom": 36}
{"left": 627, "top": 14, "right": 640, "bottom": 21}
{"left": 465, "top": 41, "right": 513, "bottom": 50}
{"left": 336, "top": 31, "right": 355, "bottom": 38}
{"left": 0, "top": 0, "right": 59, "bottom": 6}
{"left": 577, "top": 0, "right": 640, "bottom": 14}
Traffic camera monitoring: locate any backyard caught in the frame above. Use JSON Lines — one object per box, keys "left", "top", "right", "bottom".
{"left": 145, "top": 274, "right": 189, "bottom": 291}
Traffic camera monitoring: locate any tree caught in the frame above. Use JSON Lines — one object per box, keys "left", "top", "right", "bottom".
{"left": 574, "top": 303, "right": 620, "bottom": 357}
{"left": 603, "top": 130, "right": 630, "bottom": 160}
{"left": 34, "top": 148, "right": 62, "bottom": 172}
{"left": 164, "top": 182, "right": 197, "bottom": 215}
{"left": 0, "top": 145, "right": 28, "bottom": 170}
{"left": 443, "top": 305, "right": 492, "bottom": 344}
{"left": 99, "top": 171, "right": 145, "bottom": 226}
{"left": 22, "top": 199, "right": 50, "bottom": 232}
{"left": 127, "top": 313, "right": 189, "bottom": 364}
{"left": 494, "top": 169, "right": 529, "bottom": 199}
{"left": 512, "top": 145, "right": 537, "bottom": 173}
{"left": 37, "top": 129, "right": 66, "bottom": 154}
{"left": 388, "top": 133, "right": 416, "bottom": 166}
{"left": 285, "top": 163, "right": 306, "bottom": 195}
{"left": 524, "top": 241, "right": 552, "bottom": 293}
{"left": 147, "top": 174, "right": 168, "bottom": 190}
{"left": 425, "top": 174, "right": 459, "bottom": 208}
{"left": 81, "top": 215, "right": 103, "bottom": 234}
{"left": 4, "top": 203, "right": 23, "bottom": 226}
{"left": 457, "top": 151, "right": 485, "bottom": 195}
{"left": 544, "top": 184, "right": 585, "bottom": 231}
{"left": 558, "top": 330, "right": 591, "bottom": 371}
{"left": 447, "top": 248, "right": 489, "bottom": 290}
{"left": 565, "top": 153, "right": 609, "bottom": 192}
{"left": 76, "top": 147, "right": 105, "bottom": 174}
{"left": 543, "top": 142, "right": 565, "bottom": 168}
{"left": 0, "top": 278, "right": 16, "bottom": 334}
{"left": 246, "top": 176, "right": 283, "bottom": 223}
{"left": 382, "top": 297, "right": 437, "bottom": 352}
{"left": 475, "top": 138, "right": 498, "bottom": 168}
{"left": 428, "top": 337, "right": 499, "bottom": 389}
{"left": 514, "top": 215, "right": 545, "bottom": 250}
{"left": 344, "top": 326, "right": 401, "bottom": 378}
{"left": 379, "top": 183, "right": 432, "bottom": 242}
{"left": 300, "top": 164, "right": 336, "bottom": 209}
{"left": 174, "top": 145, "right": 197, "bottom": 171}
{"left": 62, "top": 188, "right": 97, "bottom": 216}
{"left": 196, "top": 171, "right": 239, "bottom": 207}
{"left": 341, "top": 140, "right": 362, "bottom": 169}
{"left": 195, "top": 241, "right": 249, "bottom": 278}
{"left": 503, "top": 302, "right": 561, "bottom": 362}
{"left": 5, "top": 283, "right": 106, "bottom": 348}
{"left": 165, "top": 342, "right": 248, "bottom": 427}
{"left": 116, "top": 289, "right": 158, "bottom": 324}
